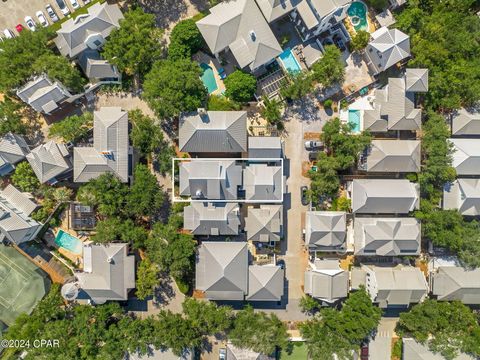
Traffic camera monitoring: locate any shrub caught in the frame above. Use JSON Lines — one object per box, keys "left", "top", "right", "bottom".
{"left": 224, "top": 70, "right": 257, "bottom": 103}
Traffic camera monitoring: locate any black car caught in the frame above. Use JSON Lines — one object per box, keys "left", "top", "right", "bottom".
{"left": 301, "top": 186, "right": 309, "bottom": 206}
{"left": 309, "top": 152, "right": 319, "bottom": 162}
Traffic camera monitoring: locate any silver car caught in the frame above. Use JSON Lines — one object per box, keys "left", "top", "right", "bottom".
{"left": 45, "top": 4, "right": 59, "bottom": 22}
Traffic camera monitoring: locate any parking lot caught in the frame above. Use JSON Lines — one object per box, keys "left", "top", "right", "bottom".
{"left": 0, "top": 0, "right": 89, "bottom": 35}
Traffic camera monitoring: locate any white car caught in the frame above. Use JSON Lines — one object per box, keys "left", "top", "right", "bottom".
{"left": 24, "top": 16, "right": 36, "bottom": 32}
{"left": 45, "top": 4, "right": 59, "bottom": 22}
{"left": 69, "top": 0, "right": 80, "bottom": 9}
{"left": 56, "top": 0, "right": 70, "bottom": 16}
{"left": 36, "top": 11, "right": 49, "bottom": 27}
{"left": 3, "top": 29, "right": 15, "bottom": 39}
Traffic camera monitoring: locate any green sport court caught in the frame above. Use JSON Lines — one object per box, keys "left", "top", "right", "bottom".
{"left": 0, "top": 244, "right": 50, "bottom": 328}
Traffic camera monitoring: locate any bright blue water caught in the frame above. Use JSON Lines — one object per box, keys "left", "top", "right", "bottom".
{"left": 278, "top": 48, "right": 302, "bottom": 74}
{"left": 200, "top": 63, "right": 218, "bottom": 94}
{"left": 348, "top": 110, "right": 361, "bottom": 133}
{"left": 55, "top": 230, "right": 83, "bottom": 255}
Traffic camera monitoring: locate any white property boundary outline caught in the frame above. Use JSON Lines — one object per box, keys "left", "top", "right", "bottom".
{"left": 171, "top": 157, "right": 284, "bottom": 204}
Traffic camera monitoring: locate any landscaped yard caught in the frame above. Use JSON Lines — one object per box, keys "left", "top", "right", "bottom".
{"left": 280, "top": 342, "right": 308, "bottom": 360}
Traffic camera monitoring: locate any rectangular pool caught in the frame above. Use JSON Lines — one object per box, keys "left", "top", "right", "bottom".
{"left": 55, "top": 230, "right": 83, "bottom": 255}
{"left": 348, "top": 110, "right": 361, "bottom": 133}
{"left": 278, "top": 48, "right": 302, "bottom": 74}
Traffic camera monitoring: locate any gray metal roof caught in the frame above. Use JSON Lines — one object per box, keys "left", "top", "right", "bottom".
{"left": 195, "top": 241, "right": 248, "bottom": 300}
{"left": 26, "top": 141, "right": 71, "bottom": 183}
{"left": 365, "top": 27, "right": 410, "bottom": 74}
{"left": 302, "top": 40, "right": 323, "bottom": 68}
{"left": 382, "top": 78, "right": 421, "bottom": 131}
{"left": 305, "top": 211, "right": 346, "bottom": 251}
{"left": 431, "top": 266, "right": 480, "bottom": 304}
{"left": 243, "top": 163, "right": 283, "bottom": 201}
{"left": 179, "top": 160, "right": 242, "bottom": 200}
{"left": 354, "top": 217, "right": 420, "bottom": 256}
{"left": 304, "top": 259, "right": 348, "bottom": 302}
{"left": 74, "top": 107, "right": 129, "bottom": 183}
{"left": 248, "top": 136, "right": 282, "bottom": 159}
{"left": 16, "top": 75, "right": 71, "bottom": 114}
{"left": 246, "top": 264, "right": 284, "bottom": 301}
{"left": 179, "top": 111, "right": 247, "bottom": 153}
{"left": 452, "top": 108, "right": 480, "bottom": 136}
{"left": 255, "top": 0, "right": 302, "bottom": 23}
{"left": 362, "top": 265, "right": 428, "bottom": 308}
{"left": 54, "top": 3, "right": 123, "bottom": 58}
{"left": 76, "top": 243, "right": 135, "bottom": 304}
{"left": 296, "top": 1, "right": 319, "bottom": 30}
{"left": 363, "top": 140, "right": 421, "bottom": 173}
{"left": 184, "top": 202, "right": 241, "bottom": 236}
{"left": 405, "top": 68, "right": 429, "bottom": 93}
{"left": 0, "top": 185, "right": 40, "bottom": 245}
{"left": 403, "top": 338, "right": 475, "bottom": 360}
{"left": 443, "top": 179, "right": 480, "bottom": 215}
{"left": 78, "top": 49, "right": 120, "bottom": 80}
{"left": 351, "top": 179, "right": 419, "bottom": 214}
{"left": 0, "top": 133, "right": 29, "bottom": 173}
{"left": 245, "top": 205, "right": 283, "bottom": 242}
{"left": 451, "top": 138, "right": 480, "bottom": 175}
{"left": 196, "top": 0, "right": 282, "bottom": 70}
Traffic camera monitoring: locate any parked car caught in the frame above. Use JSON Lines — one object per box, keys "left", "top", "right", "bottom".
{"left": 45, "top": 4, "right": 59, "bottom": 22}
{"left": 69, "top": 0, "right": 80, "bottom": 10}
{"left": 24, "top": 17, "right": 36, "bottom": 31}
{"left": 301, "top": 186, "right": 309, "bottom": 206}
{"left": 219, "top": 348, "right": 226, "bottom": 360}
{"left": 360, "top": 343, "right": 369, "bottom": 360}
{"left": 3, "top": 29, "right": 15, "bottom": 39}
{"left": 334, "top": 36, "right": 347, "bottom": 52}
{"left": 304, "top": 140, "right": 323, "bottom": 150}
{"left": 56, "top": 0, "right": 70, "bottom": 15}
{"left": 15, "top": 24, "right": 24, "bottom": 33}
{"left": 36, "top": 11, "right": 49, "bottom": 27}
{"left": 308, "top": 151, "right": 320, "bottom": 162}
{"left": 83, "top": 0, "right": 91, "bottom": 3}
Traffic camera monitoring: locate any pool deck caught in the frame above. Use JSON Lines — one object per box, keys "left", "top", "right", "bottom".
{"left": 193, "top": 51, "right": 233, "bottom": 96}
{"left": 344, "top": 3, "right": 377, "bottom": 36}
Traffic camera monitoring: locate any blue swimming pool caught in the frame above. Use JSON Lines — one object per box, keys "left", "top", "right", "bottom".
{"left": 348, "top": 1, "right": 368, "bottom": 32}
{"left": 278, "top": 48, "right": 302, "bottom": 74}
{"left": 200, "top": 63, "right": 218, "bottom": 94}
{"left": 55, "top": 230, "right": 83, "bottom": 255}
{"left": 348, "top": 110, "right": 361, "bottom": 133}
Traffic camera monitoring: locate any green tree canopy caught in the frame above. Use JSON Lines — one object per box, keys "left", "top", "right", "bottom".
{"left": 261, "top": 96, "right": 283, "bottom": 129}
{"left": 300, "top": 288, "right": 381, "bottom": 360}
{"left": 0, "top": 28, "right": 85, "bottom": 93}
{"left": 396, "top": 0, "right": 480, "bottom": 110}
{"left": 280, "top": 71, "right": 314, "bottom": 101}
{"left": 11, "top": 161, "right": 40, "bottom": 193}
{"left": 366, "top": 0, "right": 388, "bottom": 11}
{"left": 418, "top": 112, "right": 456, "bottom": 203}
{"left": 168, "top": 19, "right": 204, "bottom": 60}
{"left": 396, "top": 300, "right": 480, "bottom": 360}
{"left": 32, "top": 53, "right": 86, "bottom": 93}
{"left": 224, "top": 70, "right": 257, "bottom": 103}
{"left": 0, "top": 96, "right": 27, "bottom": 136}
{"left": 143, "top": 59, "right": 207, "bottom": 118}
{"left": 93, "top": 217, "right": 149, "bottom": 249}
{"left": 76, "top": 173, "right": 129, "bottom": 218}
{"left": 102, "top": 7, "right": 163, "bottom": 77}
{"left": 127, "top": 164, "right": 165, "bottom": 218}
{"left": 129, "top": 109, "right": 164, "bottom": 157}
{"left": 229, "top": 306, "right": 289, "bottom": 355}
{"left": 311, "top": 45, "right": 345, "bottom": 87}
{"left": 350, "top": 30, "right": 370, "bottom": 51}
{"left": 182, "top": 298, "right": 233, "bottom": 336}
{"left": 136, "top": 257, "right": 159, "bottom": 300}
{"left": 48, "top": 112, "right": 93, "bottom": 143}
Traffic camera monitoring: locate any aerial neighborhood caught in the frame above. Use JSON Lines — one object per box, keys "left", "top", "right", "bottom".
{"left": 0, "top": 0, "right": 479, "bottom": 359}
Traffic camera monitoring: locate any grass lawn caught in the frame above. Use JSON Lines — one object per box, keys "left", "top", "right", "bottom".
{"left": 280, "top": 342, "right": 308, "bottom": 360}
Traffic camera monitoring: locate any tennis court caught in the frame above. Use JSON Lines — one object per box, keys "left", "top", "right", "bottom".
{"left": 0, "top": 244, "right": 50, "bottom": 327}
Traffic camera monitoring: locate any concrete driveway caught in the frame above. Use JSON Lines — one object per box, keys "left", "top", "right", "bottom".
{"left": 0, "top": 0, "right": 88, "bottom": 35}
{"left": 369, "top": 317, "right": 398, "bottom": 360}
